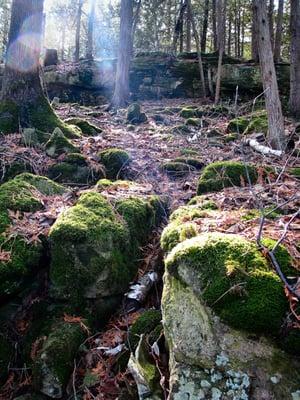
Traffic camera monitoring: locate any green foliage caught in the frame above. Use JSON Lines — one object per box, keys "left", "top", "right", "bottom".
{"left": 187, "top": 196, "right": 218, "bottom": 209}
{"left": 197, "top": 161, "right": 257, "bottom": 194}
{"left": 98, "top": 148, "right": 131, "bottom": 179}
{"left": 165, "top": 232, "right": 288, "bottom": 334}
{"left": 128, "top": 310, "right": 162, "bottom": 351}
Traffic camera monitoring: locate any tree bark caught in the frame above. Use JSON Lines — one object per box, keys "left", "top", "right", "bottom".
{"left": 111, "top": 0, "right": 133, "bottom": 108}
{"left": 268, "top": 0, "right": 274, "bottom": 50}
{"left": 215, "top": 0, "right": 227, "bottom": 104}
{"left": 186, "top": 6, "right": 191, "bottom": 52}
{"left": 201, "top": 0, "right": 209, "bottom": 53}
{"left": 86, "top": 0, "right": 96, "bottom": 60}
{"left": 0, "top": 0, "right": 75, "bottom": 134}
{"left": 186, "top": 0, "right": 206, "bottom": 97}
{"left": 254, "top": 0, "right": 286, "bottom": 150}
{"left": 172, "top": 0, "right": 187, "bottom": 53}
{"left": 74, "top": 0, "right": 83, "bottom": 62}
{"left": 274, "top": 0, "right": 284, "bottom": 63}
{"left": 212, "top": 0, "right": 218, "bottom": 51}
{"left": 290, "top": 0, "right": 300, "bottom": 119}
{"left": 251, "top": 0, "right": 259, "bottom": 61}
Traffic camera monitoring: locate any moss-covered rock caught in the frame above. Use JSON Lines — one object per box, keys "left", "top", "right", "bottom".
{"left": 165, "top": 232, "right": 288, "bottom": 334}
{"left": 187, "top": 196, "right": 218, "bottom": 209}
{"left": 185, "top": 117, "right": 202, "bottom": 126}
{"left": 227, "top": 111, "right": 268, "bottom": 135}
{"left": 197, "top": 161, "right": 257, "bottom": 194}
{"left": 21, "top": 128, "right": 50, "bottom": 147}
{"left": 33, "top": 320, "right": 88, "bottom": 398}
{"left": 14, "top": 173, "right": 66, "bottom": 195}
{"left": 127, "top": 103, "right": 147, "bottom": 124}
{"left": 64, "top": 118, "right": 102, "bottom": 136}
{"left": 174, "top": 157, "right": 204, "bottom": 170}
{"left": 45, "top": 128, "right": 80, "bottom": 157}
{"left": 172, "top": 124, "right": 191, "bottom": 135}
{"left": 128, "top": 310, "right": 162, "bottom": 351}
{"left": 180, "top": 108, "right": 197, "bottom": 119}
{"left": 0, "top": 100, "right": 19, "bottom": 133}
{"left": 161, "top": 161, "right": 191, "bottom": 177}
{"left": 98, "top": 148, "right": 131, "bottom": 179}
{"left": 161, "top": 221, "right": 198, "bottom": 252}
{"left": 0, "top": 160, "right": 33, "bottom": 183}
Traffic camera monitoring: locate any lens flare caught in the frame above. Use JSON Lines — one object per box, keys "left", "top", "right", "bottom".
{"left": 6, "top": 14, "right": 42, "bottom": 73}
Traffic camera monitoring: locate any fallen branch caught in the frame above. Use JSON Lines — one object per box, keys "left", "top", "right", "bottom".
{"left": 245, "top": 138, "right": 283, "bottom": 157}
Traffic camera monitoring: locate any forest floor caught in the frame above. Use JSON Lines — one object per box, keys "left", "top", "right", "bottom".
{"left": 1, "top": 98, "right": 300, "bottom": 399}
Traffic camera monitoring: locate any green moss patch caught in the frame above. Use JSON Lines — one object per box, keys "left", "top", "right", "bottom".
{"left": 174, "top": 158, "right": 204, "bottom": 170}
{"left": 165, "top": 232, "right": 288, "bottom": 335}
{"left": 98, "top": 148, "right": 131, "bottom": 179}
{"left": 64, "top": 118, "right": 102, "bottom": 136}
{"left": 45, "top": 128, "right": 80, "bottom": 158}
{"left": 197, "top": 161, "right": 257, "bottom": 194}
{"left": 128, "top": 310, "right": 162, "bottom": 351}
{"left": 227, "top": 111, "right": 268, "bottom": 135}
{"left": 161, "top": 161, "right": 191, "bottom": 177}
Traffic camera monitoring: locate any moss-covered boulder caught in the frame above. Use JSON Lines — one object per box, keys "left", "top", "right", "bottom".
{"left": 179, "top": 108, "right": 197, "bottom": 119}
{"left": 172, "top": 124, "right": 191, "bottom": 135}
{"left": 33, "top": 320, "right": 88, "bottom": 398}
{"left": 45, "top": 128, "right": 80, "bottom": 158}
{"left": 161, "top": 161, "right": 191, "bottom": 177}
{"left": 0, "top": 174, "right": 66, "bottom": 298}
{"left": 197, "top": 161, "right": 257, "bottom": 194}
{"left": 127, "top": 103, "right": 147, "bottom": 124}
{"left": 64, "top": 118, "right": 102, "bottom": 136}
{"left": 98, "top": 148, "right": 131, "bottom": 179}
{"left": 174, "top": 157, "right": 204, "bottom": 170}
{"left": 49, "top": 192, "right": 163, "bottom": 306}
{"left": 21, "top": 128, "right": 51, "bottom": 147}
{"left": 227, "top": 111, "right": 268, "bottom": 135}
{"left": 161, "top": 227, "right": 300, "bottom": 398}
{"left": 48, "top": 153, "right": 104, "bottom": 184}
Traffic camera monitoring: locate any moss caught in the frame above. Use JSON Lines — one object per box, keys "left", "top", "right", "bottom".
{"left": 170, "top": 205, "right": 213, "bottom": 223}
{"left": 227, "top": 111, "right": 268, "bottom": 135}
{"left": 185, "top": 118, "right": 202, "bottom": 126}
{"left": 197, "top": 161, "right": 258, "bottom": 194}
{"left": 0, "top": 179, "right": 43, "bottom": 213}
{"left": 98, "top": 148, "right": 131, "bottom": 179}
{"left": 48, "top": 161, "right": 101, "bottom": 184}
{"left": 289, "top": 167, "right": 300, "bottom": 179}
{"left": 14, "top": 173, "right": 66, "bottom": 195}
{"left": 161, "top": 221, "right": 198, "bottom": 252}
{"left": 172, "top": 125, "right": 191, "bottom": 135}
{"left": 165, "top": 232, "right": 288, "bottom": 334}
{"left": 64, "top": 118, "right": 102, "bottom": 136}
{"left": 33, "top": 321, "right": 87, "bottom": 397}
{"left": 188, "top": 196, "right": 218, "bottom": 209}
{"left": 261, "top": 238, "right": 295, "bottom": 277}
{"left": 174, "top": 158, "right": 204, "bottom": 170}
{"left": 65, "top": 153, "right": 87, "bottom": 166}
{"left": 49, "top": 192, "right": 132, "bottom": 304}
{"left": 128, "top": 310, "right": 162, "bottom": 351}
{"left": 161, "top": 161, "right": 191, "bottom": 177}
{"left": 0, "top": 100, "right": 19, "bottom": 133}
{"left": 180, "top": 108, "right": 197, "bottom": 118}
{"left": 0, "top": 332, "right": 12, "bottom": 382}
{"left": 226, "top": 115, "right": 250, "bottom": 133}
{"left": 127, "top": 103, "right": 147, "bottom": 124}
{"left": 224, "top": 133, "right": 238, "bottom": 143}
{"left": 0, "top": 160, "right": 33, "bottom": 182}
{"left": 45, "top": 128, "right": 80, "bottom": 157}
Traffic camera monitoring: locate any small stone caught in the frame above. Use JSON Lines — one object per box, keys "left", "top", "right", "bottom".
{"left": 200, "top": 380, "right": 211, "bottom": 389}
{"left": 211, "top": 387, "right": 222, "bottom": 400}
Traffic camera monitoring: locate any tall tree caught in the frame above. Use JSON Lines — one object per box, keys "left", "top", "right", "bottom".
{"left": 253, "top": 0, "right": 286, "bottom": 150}
{"left": 0, "top": 0, "right": 76, "bottom": 135}
{"left": 86, "top": 0, "right": 96, "bottom": 60}
{"left": 75, "top": 0, "right": 84, "bottom": 62}
{"left": 268, "top": 0, "right": 274, "bottom": 49}
{"left": 212, "top": 0, "right": 218, "bottom": 50}
{"left": 290, "top": 0, "right": 300, "bottom": 119}
{"left": 274, "top": 0, "right": 284, "bottom": 63}
{"left": 251, "top": 0, "right": 259, "bottom": 61}
{"left": 201, "top": 0, "right": 209, "bottom": 53}
{"left": 111, "top": 0, "right": 133, "bottom": 108}
{"left": 215, "top": 0, "right": 227, "bottom": 104}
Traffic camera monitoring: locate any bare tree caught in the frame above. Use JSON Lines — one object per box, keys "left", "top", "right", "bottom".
{"left": 251, "top": 0, "right": 259, "bottom": 61}
{"left": 75, "top": 0, "right": 84, "bottom": 62}
{"left": 268, "top": 0, "right": 274, "bottom": 49}
{"left": 290, "top": 0, "right": 300, "bottom": 119}
{"left": 212, "top": 0, "right": 218, "bottom": 50}
{"left": 201, "top": 0, "right": 209, "bottom": 53}
{"left": 186, "top": 0, "right": 206, "bottom": 97}
{"left": 86, "top": 0, "right": 96, "bottom": 60}
{"left": 111, "top": 0, "right": 133, "bottom": 108}
{"left": 254, "top": 0, "right": 286, "bottom": 150}
{"left": 274, "top": 0, "right": 284, "bottom": 63}
{"left": 172, "top": 0, "right": 187, "bottom": 53}
{"left": 214, "top": 0, "right": 227, "bottom": 104}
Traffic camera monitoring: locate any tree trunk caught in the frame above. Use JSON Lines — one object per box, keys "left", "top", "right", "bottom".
{"left": 268, "top": 0, "right": 274, "bottom": 50}
{"left": 254, "top": 0, "right": 286, "bottom": 150}
{"left": 215, "top": 0, "right": 227, "bottom": 104}
{"left": 61, "top": 24, "right": 66, "bottom": 61}
{"left": 75, "top": 0, "right": 83, "bottom": 62}
{"left": 86, "top": 0, "right": 96, "bottom": 60}
{"left": 290, "top": 0, "right": 300, "bottom": 119}
{"left": 186, "top": 0, "right": 206, "bottom": 97}
{"left": 111, "top": 0, "right": 133, "bottom": 108}
{"left": 186, "top": 7, "right": 191, "bottom": 52}
{"left": 274, "top": 0, "right": 284, "bottom": 63}
{"left": 251, "top": 0, "right": 259, "bottom": 61}
{"left": 173, "top": 0, "right": 187, "bottom": 53}
{"left": 0, "top": 0, "right": 76, "bottom": 135}
{"left": 212, "top": 0, "right": 218, "bottom": 51}
{"left": 201, "top": 0, "right": 209, "bottom": 53}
